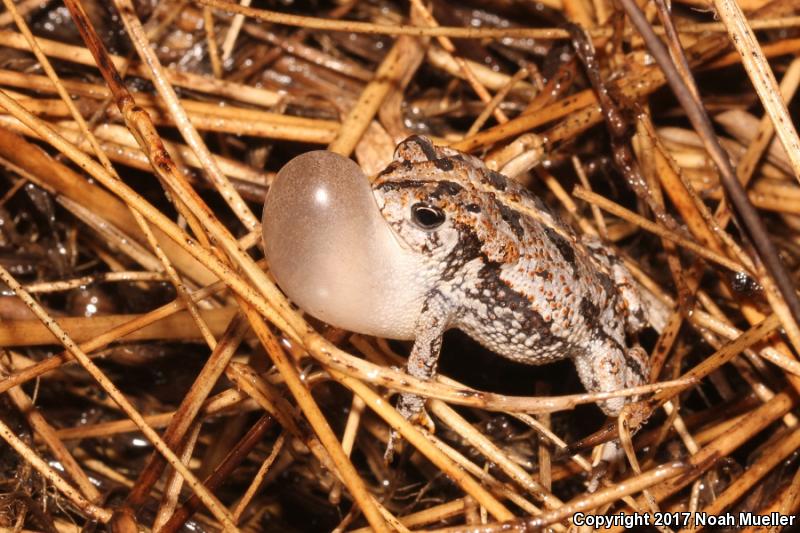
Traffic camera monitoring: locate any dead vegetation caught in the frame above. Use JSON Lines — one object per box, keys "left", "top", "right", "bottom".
{"left": 0, "top": 0, "right": 799, "bottom": 531}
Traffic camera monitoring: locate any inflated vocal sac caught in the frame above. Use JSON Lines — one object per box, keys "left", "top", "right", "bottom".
{"left": 262, "top": 151, "right": 428, "bottom": 340}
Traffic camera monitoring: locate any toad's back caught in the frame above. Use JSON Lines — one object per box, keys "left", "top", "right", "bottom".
{"left": 373, "top": 135, "right": 650, "bottom": 415}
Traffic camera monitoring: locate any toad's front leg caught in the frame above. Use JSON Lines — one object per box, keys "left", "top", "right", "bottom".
{"left": 395, "top": 290, "right": 451, "bottom": 430}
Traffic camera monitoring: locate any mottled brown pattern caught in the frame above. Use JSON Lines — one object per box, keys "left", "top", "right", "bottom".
{"left": 373, "top": 135, "right": 650, "bottom": 418}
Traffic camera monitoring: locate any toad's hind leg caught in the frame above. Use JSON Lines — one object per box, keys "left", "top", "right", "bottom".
{"left": 573, "top": 339, "right": 649, "bottom": 416}
{"left": 582, "top": 235, "right": 647, "bottom": 334}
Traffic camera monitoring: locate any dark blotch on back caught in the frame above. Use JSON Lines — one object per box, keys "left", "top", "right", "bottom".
{"left": 409, "top": 135, "right": 438, "bottom": 161}
{"left": 432, "top": 180, "right": 463, "bottom": 198}
{"left": 596, "top": 271, "right": 616, "bottom": 300}
{"left": 376, "top": 159, "right": 413, "bottom": 177}
{"left": 433, "top": 158, "right": 455, "bottom": 171}
{"left": 494, "top": 199, "right": 525, "bottom": 240}
{"left": 375, "top": 178, "right": 428, "bottom": 191}
{"left": 376, "top": 179, "right": 464, "bottom": 200}
{"left": 579, "top": 298, "right": 598, "bottom": 322}
{"left": 476, "top": 261, "right": 574, "bottom": 352}
{"left": 543, "top": 226, "right": 575, "bottom": 265}
{"left": 376, "top": 160, "right": 402, "bottom": 177}
{"left": 484, "top": 170, "right": 508, "bottom": 191}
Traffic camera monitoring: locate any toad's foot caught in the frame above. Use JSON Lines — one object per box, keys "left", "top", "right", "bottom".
{"left": 385, "top": 391, "right": 435, "bottom": 462}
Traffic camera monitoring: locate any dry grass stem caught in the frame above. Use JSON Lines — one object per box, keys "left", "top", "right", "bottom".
{"left": 195, "top": 0, "right": 800, "bottom": 39}
{"left": 0, "top": 265, "right": 239, "bottom": 529}
{"left": 0, "top": 29, "right": 281, "bottom": 106}
{"left": 712, "top": 0, "right": 800, "bottom": 183}
{"left": 1, "top": 0, "right": 799, "bottom": 530}
{"left": 573, "top": 186, "right": 750, "bottom": 274}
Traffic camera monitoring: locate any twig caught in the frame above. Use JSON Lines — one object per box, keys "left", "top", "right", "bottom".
{"left": 616, "top": 0, "right": 800, "bottom": 361}
{"left": 193, "top": 1, "right": 800, "bottom": 39}
{"left": 0, "top": 264, "right": 239, "bottom": 530}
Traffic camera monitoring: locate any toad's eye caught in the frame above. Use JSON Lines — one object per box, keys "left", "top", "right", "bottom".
{"left": 411, "top": 203, "right": 446, "bottom": 229}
